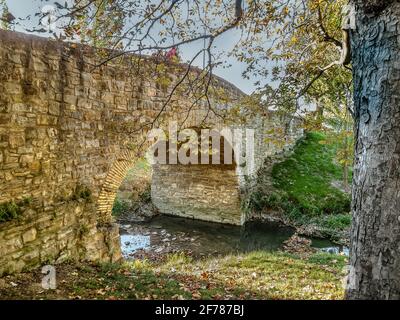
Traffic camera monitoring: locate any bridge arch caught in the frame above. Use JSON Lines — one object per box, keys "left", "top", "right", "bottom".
{"left": 0, "top": 29, "right": 301, "bottom": 275}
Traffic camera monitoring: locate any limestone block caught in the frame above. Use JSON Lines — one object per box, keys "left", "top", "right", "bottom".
{"left": 20, "top": 154, "right": 34, "bottom": 164}
{"left": 64, "top": 95, "right": 77, "bottom": 105}
{"left": 41, "top": 160, "right": 51, "bottom": 175}
{"left": 21, "top": 247, "right": 40, "bottom": 264}
{"left": 2, "top": 237, "right": 23, "bottom": 255}
{"left": 4, "top": 171, "right": 12, "bottom": 181}
{"left": 32, "top": 58, "right": 46, "bottom": 72}
{"left": 3, "top": 260, "right": 26, "bottom": 275}
{"left": 49, "top": 102, "right": 61, "bottom": 116}
{"left": 3, "top": 82, "right": 22, "bottom": 94}
{"left": 9, "top": 132, "right": 25, "bottom": 148}
{"left": 17, "top": 146, "right": 34, "bottom": 154}
{"left": 29, "top": 161, "right": 41, "bottom": 174}
{"left": 22, "top": 228, "right": 37, "bottom": 244}
{"left": 37, "top": 115, "right": 58, "bottom": 126}
{"left": 7, "top": 53, "right": 21, "bottom": 64}
{"left": 11, "top": 103, "right": 30, "bottom": 112}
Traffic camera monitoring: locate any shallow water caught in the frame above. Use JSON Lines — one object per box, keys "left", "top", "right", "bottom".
{"left": 311, "top": 238, "right": 350, "bottom": 256}
{"left": 119, "top": 215, "right": 348, "bottom": 259}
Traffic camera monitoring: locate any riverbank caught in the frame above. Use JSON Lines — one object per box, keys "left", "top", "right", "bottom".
{"left": 244, "top": 132, "right": 352, "bottom": 245}
{"left": 250, "top": 210, "right": 350, "bottom": 246}
{"left": 0, "top": 250, "right": 346, "bottom": 300}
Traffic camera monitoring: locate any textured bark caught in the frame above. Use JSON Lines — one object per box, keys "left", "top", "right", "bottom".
{"left": 346, "top": 1, "right": 400, "bottom": 299}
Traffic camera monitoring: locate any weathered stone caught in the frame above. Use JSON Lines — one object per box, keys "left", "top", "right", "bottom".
{"left": 9, "top": 132, "right": 25, "bottom": 148}
{"left": 63, "top": 95, "right": 77, "bottom": 105}
{"left": 29, "top": 161, "right": 41, "bottom": 173}
{"left": 37, "top": 115, "right": 57, "bottom": 125}
{"left": 20, "top": 154, "right": 34, "bottom": 164}
{"left": 49, "top": 102, "right": 61, "bottom": 116}
{"left": 3, "top": 82, "right": 22, "bottom": 94}
{"left": 152, "top": 164, "right": 242, "bottom": 225}
{"left": 17, "top": 146, "right": 34, "bottom": 154}
{"left": 22, "top": 228, "right": 37, "bottom": 243}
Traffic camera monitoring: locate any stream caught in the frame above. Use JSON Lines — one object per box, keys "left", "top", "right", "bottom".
{"left": 119, "top": 215, "right": 349, "bottom": 260}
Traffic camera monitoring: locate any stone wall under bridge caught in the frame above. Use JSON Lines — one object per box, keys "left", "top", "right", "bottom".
{"left": 150, "top": 116, "right": 303, "bottom": 225}
{"left": 0, "top": 29, "right": 302, "bottom": 275}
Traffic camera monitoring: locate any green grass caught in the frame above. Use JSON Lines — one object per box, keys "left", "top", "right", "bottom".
{"left": 319, "top": 213, "right": 352, "bottom": 231}
{"left": 0, "top": 251, "right": 346, "bottom": 300}
{"left": 307, "top": 252, "right": 347, "bottom": 269}
{"left": 0, "top": 201, "right": 22, "bottom": 223}
{"left": 272, "top": 132, "right": 350, "bottom": 216}
{"left": 245, "top": 132, "right": 352, "bottom": 235}
{"left": 112, "top": 198, "right": 131, "bottom": 216}
{"left": 80, "top": 251, "right": 346, "bottom": 300}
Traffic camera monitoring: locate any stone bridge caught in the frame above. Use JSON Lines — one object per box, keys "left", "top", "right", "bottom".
{"left": 0, "top": 30, "right": 302, "bottom": 275}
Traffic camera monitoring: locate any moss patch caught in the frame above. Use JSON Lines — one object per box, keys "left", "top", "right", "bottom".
{"left": 71, "top": 185, "right": 92, "bottom": 202}
{"left": 0, "top": 197, "right": 31, "bottom": 223}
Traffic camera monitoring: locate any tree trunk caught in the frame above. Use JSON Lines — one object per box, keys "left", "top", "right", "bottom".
{"left": 346, "top": 1, "right": 400, "bottom": 299}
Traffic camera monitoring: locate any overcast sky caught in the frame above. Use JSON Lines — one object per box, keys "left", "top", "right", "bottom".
{"left": 4, "top": 0, "right": 260, "bottom": 94}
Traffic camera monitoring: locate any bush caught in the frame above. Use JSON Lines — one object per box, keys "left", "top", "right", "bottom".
{"left": 112, "top": 197, "right": 130, "bottom": 217}
{"left": 138, "top": 185, "right": 151, "bottom": 203}
{"left": 71, "top": 185, "right": 92, "bottom": 201}
{"left": 0, "top": 200, "right": 22, "bottom": 223}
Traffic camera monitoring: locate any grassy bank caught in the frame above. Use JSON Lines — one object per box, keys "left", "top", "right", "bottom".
{"left": 0, "top": 251, "right": 346, "bottom": 300}
{"left": 246, "top": 132, "right": 352, "bottom": 241}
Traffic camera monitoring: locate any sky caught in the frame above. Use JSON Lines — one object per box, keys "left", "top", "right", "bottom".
{"left": 4, "top": 0, "right": 260, "bottom": 95}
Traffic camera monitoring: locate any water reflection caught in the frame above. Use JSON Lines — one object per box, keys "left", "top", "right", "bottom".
{"left": 119, "top": 215, "right": 348, "bottom": 258}
{"left": 120, "top": 234, "right": 150, "bottom": 256}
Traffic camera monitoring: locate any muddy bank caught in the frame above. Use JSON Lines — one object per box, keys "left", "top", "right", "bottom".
{"left": 248, "top": 210, "right": 350, "bottom": 247}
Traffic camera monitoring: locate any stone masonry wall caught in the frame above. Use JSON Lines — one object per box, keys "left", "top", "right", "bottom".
{"left": 0, "top": 29, "right": 244, "bottom": 275}
{"left": 152, "top": 164, "right": 241, "bottom": 225}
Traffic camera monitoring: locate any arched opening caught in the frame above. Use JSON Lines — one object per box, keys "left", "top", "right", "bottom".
{"left": 106, "top": 126, "right": 245, "bottom": 260}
